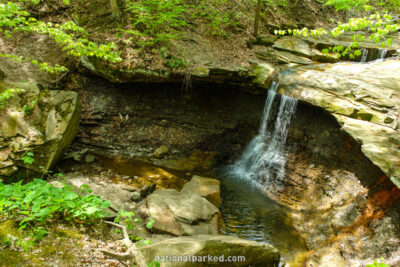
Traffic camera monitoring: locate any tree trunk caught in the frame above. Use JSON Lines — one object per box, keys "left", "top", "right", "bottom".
{"left": 253, "top": 0, "right": 262, "bottom": 37}
{"left": 110, "top": 0, "right": 121, "bottom": 19}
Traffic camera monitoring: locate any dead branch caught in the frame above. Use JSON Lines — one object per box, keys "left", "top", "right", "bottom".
{"left": 96, "top": 221, "right": 147, "bottom": 267}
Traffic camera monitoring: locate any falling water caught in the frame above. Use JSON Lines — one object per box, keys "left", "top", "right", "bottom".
{"left": 231, "top": 81, "right": 297, "bottom": 188}
{"left": 360, "top": 48, "right": 369, "bottom": 62}
{"left": 379, "top": 49, "right": 387, "bottom": 59}
{"left": 375, "top": 49, "right": 388, "bottom": 62}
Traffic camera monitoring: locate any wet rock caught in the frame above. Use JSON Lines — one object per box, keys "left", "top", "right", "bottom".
{"left": 153, "top": 145, "right": 169, "bottom": 158}
{"left": 181, "top": 175, "right": 221, "bottom": 207}
{"left": 65, "top": 149, "right": 89, "bottom": 162}
{"left": 143, "top": 189, "right": 220, "bottom": 236}
{"left": 140, "top": 184, "right": 151, "bottom": 198}
{"left": 84, "top": 154, "right": 96, "bottom": 163}
{"left": 279, "top": 59, "right": 400, "bottom": 187}
{"left": 0, "top": 82, "right": 80, "bottom": 178}
{"left": 131, "top": 191, "right": 141, "bottom": 202}
{"left": 140, "top": 235, "right": 280, "bottom": 267}
{"left": 160, "top": 119, "right": 168, "bottom": 126}
{"left": 149, "top": 183, "right": 156, "bottom": 193}
{"left": 249, "top": 62, "right": 277, "bottom": 87}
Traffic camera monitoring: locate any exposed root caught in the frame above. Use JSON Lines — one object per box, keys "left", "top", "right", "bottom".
{"left": 96, "top": 221, "right": 147, "bottom": 267}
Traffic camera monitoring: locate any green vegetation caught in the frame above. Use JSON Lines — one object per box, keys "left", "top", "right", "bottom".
{"left": 0, "top": 88, "right": 24, "bottom": 109}
{"left": 123, "top": 0, "right": 188, "bottom": 46}
{"left": 325, "top": 0, "right": 369, "bottom": 10}
{"left": 366, "top": 258, "right": 390, "bottom": 267}
{"left": 0, "top": 179, "right": 110, "bottom": 232}
{"left": 274, "top": 6, "right": 400, "bottom": 59}
{"left": 0, "top": 0, "right": 121, "bottom": 74}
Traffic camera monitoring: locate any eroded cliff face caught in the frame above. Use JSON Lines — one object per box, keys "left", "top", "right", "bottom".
{"left": 264, "top": 102, "right": 400, "bottom": 266}
{"left": 65, "top": 73, "right": 269, "bottom": 170}
{"left": 279, "top": 59, "right": 400, "bottom": 188}
{"left": 62, "top": 70, "right": 400, "bottom": 266}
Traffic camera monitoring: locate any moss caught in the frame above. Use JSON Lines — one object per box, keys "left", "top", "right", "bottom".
{"left": 0, "top": 220, "right": 18, "bottom": 243}
{"left": 0, "top": 250, "right": 29, "bottom": 266}
{"left": 55, "top": 228, "right": 83, "bottom": 240}
{"left": 0, "top": 220, "right": 84, "bottom": 266}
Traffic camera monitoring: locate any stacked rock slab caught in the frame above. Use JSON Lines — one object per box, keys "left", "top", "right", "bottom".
{"left": 279, "top": 59, "right": 400, "bottom": 188}
{"left": 0, "top": 82, "right": 80, "bottom": 178}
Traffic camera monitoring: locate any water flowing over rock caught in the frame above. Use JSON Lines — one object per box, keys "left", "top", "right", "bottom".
{"left": 279, "top": 58, "right": 400, "bottom": 188}
{"left": 231, "top": 82, "right": 297, "bottom": 188}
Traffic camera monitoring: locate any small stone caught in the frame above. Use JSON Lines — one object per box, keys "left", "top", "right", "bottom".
{"left": 84, "top": 154, "right": 96, "bottom": 163}
{"left": 309, "top": 164, "right": 315, "bottom": 168}
{"left": 140, "top": 184, "right": 150, "bottom": 197}
{"left": 153, "top": 145, "right": 169, "bottom": 158}
{"left": 65, "top": 148, "right": 89, "bottom": 162}
{"left": 384, "top": 116, "right": 394, "bottom": 124}
{"left": 131, "top": 192, "right": 141, "bottom": 202}
{"left": 150, "top": 183, "right": 157, "bottom": 193}
{"left": 121, "top": 185, "right": 136, "bottom": 192}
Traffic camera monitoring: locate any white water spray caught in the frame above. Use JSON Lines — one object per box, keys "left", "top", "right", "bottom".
{"left": 231, "top": 82, "right": 297, "bottom": 188}
{"left": 360, "top": 48, "right": 368, "bottom": 62}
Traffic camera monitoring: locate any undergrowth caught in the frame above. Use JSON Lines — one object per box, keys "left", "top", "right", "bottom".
{"left": 0, "top": 179, "right": 110, "bottom": 233}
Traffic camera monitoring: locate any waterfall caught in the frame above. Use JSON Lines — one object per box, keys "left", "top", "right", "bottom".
{"left": 375, "top": 49, "right": 388, "bottom": 62}
{"left": 360, "top": 48, "right": 368, "bottom": 62}
{"left": 379, "top": 49, "right": 387, "bottom": 59}
{"left": 231, "top": 82, "right": 297, "bottom": 188}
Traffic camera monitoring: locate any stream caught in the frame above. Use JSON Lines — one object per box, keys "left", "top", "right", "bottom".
{"left": 217, "top": 167, "right": 308, "bottom": 265}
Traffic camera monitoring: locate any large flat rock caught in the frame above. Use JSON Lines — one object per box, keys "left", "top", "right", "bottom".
{"left": 140, "top": 235, "right": 280, "bottom": 267}
{"left": 143, "top": 189, "right": 220, "bottom": 236}
{"left": 279, "top": 59, "right": 400, "bottom": 187}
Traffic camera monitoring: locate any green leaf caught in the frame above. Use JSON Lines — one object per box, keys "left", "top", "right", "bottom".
{"left": 64, "top": 191, "right": 78, "bottom": 200}
{"left": 85, "top": 206, "right": 99, "bottom": 215}
{"left": 146, "top": 218, "right": 155, "bottom": 229}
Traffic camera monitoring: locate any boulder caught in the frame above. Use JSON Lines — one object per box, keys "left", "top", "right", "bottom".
{"left": 181, "top": 175, "right": 221, "bottom": 207}
{"left": 273, "top": 35, "right": 399, "bottom": 63}
{"left": 154, "top": 145, "right": 169, "bottom": 158}
{"left": 275, "top": 50, "right": 314, "bottom": 65}
{"left": 0, "top": 82, "right": 80, "bottom": 178}
{"left": 57, "top": 174, "right": 136, "bottom": 214}
{"left": 274, "top": 36, "right": 338, "bottom": 63}
{"left": 140, "top": 235, "right": 280, "bottom": 267}
{"left": 142, "top": 189, "right": 220, "bottom": 236}
{"left": 248, "top": 62, "right": 277, "bottom": 87}
{"left": 279, "top": 59, "right": 400, "bottom": 187}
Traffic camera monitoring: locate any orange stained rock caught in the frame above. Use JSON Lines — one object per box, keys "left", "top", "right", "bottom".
{"left": 333, "top": 175, "right": 400, "bottom": 244}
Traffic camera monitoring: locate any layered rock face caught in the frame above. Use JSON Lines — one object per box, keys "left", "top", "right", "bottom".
{"left": 0, "top": 82, "right": 80, "bottom": 178}
{"left": 254, "top": 43, "right": 400, "bottom": 267}
{"left": 66, "top": 74, "right": 272, "bottom": 165}
{"left": 279, "top": 58, "right": 400, "bottom": 188}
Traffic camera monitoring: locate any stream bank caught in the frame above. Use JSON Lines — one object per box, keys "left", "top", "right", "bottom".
{"left": 1, "top": 21, "right": 400, "bottom": 265}
{"left": 55, "top": 57, "right": 400, "bottom": 266}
